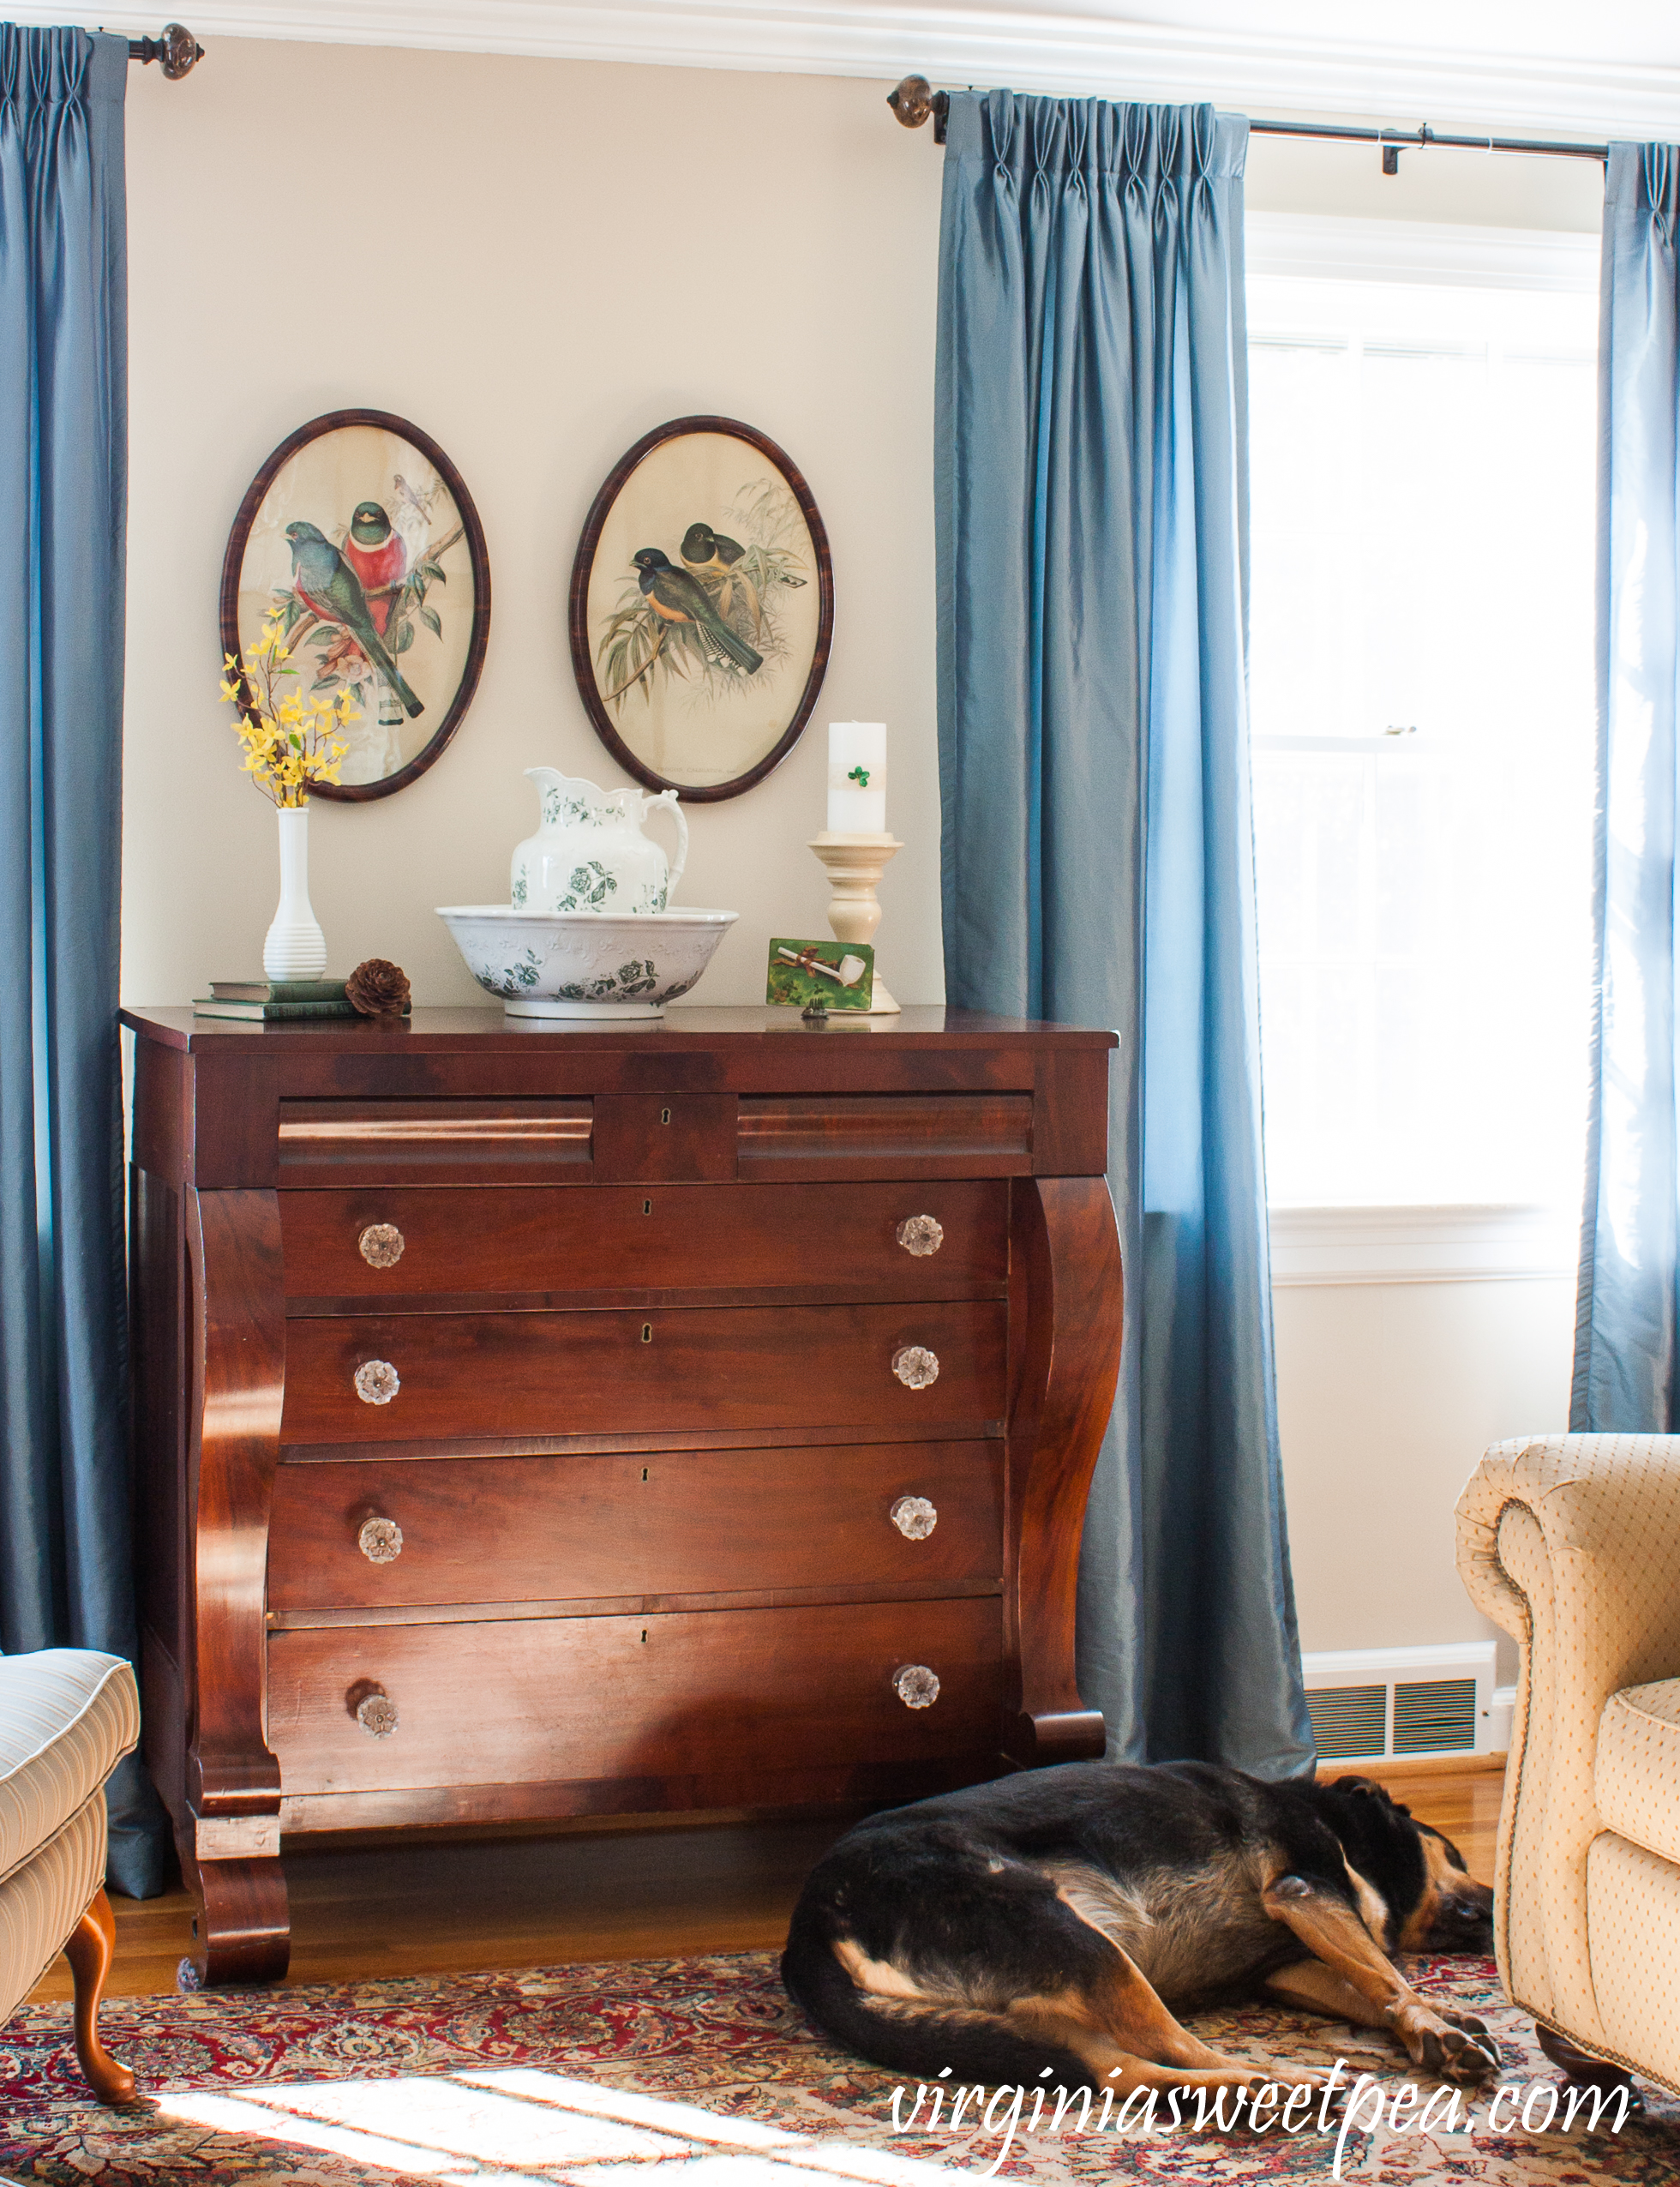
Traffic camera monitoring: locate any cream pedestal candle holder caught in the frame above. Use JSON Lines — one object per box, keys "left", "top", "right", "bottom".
{"left": 807, "top": 832, "right": 903, "bottom": 1016}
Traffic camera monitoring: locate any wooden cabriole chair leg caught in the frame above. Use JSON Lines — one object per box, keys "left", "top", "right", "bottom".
{"left": 63, "top": 1889, "right": 136, "bottom": 2105}
{"left": 1535, "top": 2022, "right": 1640, "bottom": 2101}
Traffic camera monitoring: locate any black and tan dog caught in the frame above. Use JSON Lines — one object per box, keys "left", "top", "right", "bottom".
{"left": 783, "top": 1762, "right": 1498, "bottom": 2097}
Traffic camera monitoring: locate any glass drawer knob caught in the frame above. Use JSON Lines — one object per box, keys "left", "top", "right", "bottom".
{"left": 893, "top": 1664, "right": 940, "bottom": 1709}
{"left": 359, "top": 1223, "right": 405, "bottom": 1269}
{"left": 896, "top": 1215, "right": 944, "bottom": 1257}
{"left": 891, "top": 1495, "right": 939, "bottom": 1541}
{"left": 891, "top": 1344, "right": 939, "bottom": 1390}
{"left": 357, "top": 1517, "right": 404, "bottom": 1564}
{"left": 354, "top": 1359, "right": 400, "bottom": 1406}
{"left": 354, "top": 1687, "right": 399, "bottom": 1739}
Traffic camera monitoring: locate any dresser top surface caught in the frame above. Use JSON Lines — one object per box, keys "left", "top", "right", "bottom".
{"left": 120, "top": 1004, "right": 1119, "bottom": 1054}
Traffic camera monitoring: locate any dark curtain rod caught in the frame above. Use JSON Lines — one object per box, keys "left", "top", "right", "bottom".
{"left": 887, "top": 76, "right": 1608, "bottom": 172}
{"left": 125, "top": 23, "right": 202, "bottom": 78}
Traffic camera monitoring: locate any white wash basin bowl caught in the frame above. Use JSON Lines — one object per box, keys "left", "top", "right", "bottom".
{"left": 436, "top": 905, "right": 737, "bottom": 1018}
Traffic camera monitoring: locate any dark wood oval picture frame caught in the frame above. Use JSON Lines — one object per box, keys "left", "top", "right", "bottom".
{"left": 569, "top": 415, "right": 833, "bottom": 802}
{"left": 219, "top": 409, "right": 492, "bottom": 802}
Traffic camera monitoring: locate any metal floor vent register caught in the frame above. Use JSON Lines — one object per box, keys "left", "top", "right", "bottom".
{"left": 1302, "top": 1643, "right": 1497, "bottom": 1761}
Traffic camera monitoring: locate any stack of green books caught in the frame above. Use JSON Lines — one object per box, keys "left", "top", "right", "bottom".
{"left": 193, "top": 979, "right": 358, "bottom": 1022}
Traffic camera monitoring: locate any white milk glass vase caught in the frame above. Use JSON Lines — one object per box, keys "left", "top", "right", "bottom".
{"left": 262, "top": 802, "right": 327, "bottom": 980}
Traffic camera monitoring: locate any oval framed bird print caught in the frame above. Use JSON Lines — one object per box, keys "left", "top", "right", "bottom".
{"left": 219, "top": 410, "right": 491, "bottom": 800}
{"left": 570, "top": 416, "right": 833, "bottom": 801}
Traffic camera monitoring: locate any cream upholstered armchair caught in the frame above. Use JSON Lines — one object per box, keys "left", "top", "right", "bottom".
{"left": 1458, "top": 1436, "right": 1680, "bottom": 2097}
{"left": 0, "top": 1649, "right": 141, "bottom": 2103}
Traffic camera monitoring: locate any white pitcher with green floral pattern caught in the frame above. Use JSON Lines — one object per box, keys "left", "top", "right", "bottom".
{"left": 510, "top": 768, "right": 688, "bottom": 915}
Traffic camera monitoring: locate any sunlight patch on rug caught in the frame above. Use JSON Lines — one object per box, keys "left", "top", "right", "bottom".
{"left": 156, "top": 2070, "right": 953, "bottom": 2187}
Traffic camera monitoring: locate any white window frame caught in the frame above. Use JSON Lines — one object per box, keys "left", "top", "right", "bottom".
{"left": 1245, "top": 213, "right": 1597, "bottom": 1283}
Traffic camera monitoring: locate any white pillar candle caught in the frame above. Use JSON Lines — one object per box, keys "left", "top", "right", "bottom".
{"left": 827, "top": 722, "right": 887, "bottom": 835}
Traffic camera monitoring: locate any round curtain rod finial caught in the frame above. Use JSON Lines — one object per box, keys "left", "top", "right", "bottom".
{"left": 127, "top": 25, "right": 204, "bottom": 78}
{"left": 888, "top": 75, "right": 949, "bottom": 141}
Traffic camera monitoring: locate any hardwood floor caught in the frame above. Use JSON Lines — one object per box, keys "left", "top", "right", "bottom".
{"left": 29, "top": 1761, "right": 1504, "bottom": 2005}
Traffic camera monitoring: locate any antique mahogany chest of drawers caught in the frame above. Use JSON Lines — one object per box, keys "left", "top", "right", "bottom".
{"left": 122, "top": 1005, "right": 1123, "bottom": 1985}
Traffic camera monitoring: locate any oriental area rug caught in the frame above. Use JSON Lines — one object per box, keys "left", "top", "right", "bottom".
{"left": 3, "top": 1950, "right": 1677, "bottom": 2186}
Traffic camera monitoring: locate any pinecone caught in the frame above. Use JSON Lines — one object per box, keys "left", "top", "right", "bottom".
{"left": 345, "top": 958, "right": 411, "bottom": 1018}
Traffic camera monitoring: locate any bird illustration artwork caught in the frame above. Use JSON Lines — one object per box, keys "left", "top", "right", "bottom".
{"left": 632, "top": 547, "right": 763, "bottom": 675}
{"left": 680, "top": 521, "right": 743, "bottom": 575}
{"left": 681, "top": 521, "right": 759, "bottom": 634}
{"left": 342, "top": 502, "right": 407, "bottom": 635}
{"left": 285, "top": 520, "right": 425, "bottom": 718}
{"left": 391, "top": 472, "right": 441, "bottom": 578}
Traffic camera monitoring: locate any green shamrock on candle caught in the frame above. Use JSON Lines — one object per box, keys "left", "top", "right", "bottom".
{"left": 848, "top": 766, "right": 871, "bottom": 787}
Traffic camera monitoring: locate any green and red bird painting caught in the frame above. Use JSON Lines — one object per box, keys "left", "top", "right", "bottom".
{"left": 344, "top": 502, "right": 407, "bottom": 634}
{"left": 225, "top": 416, "right": 483, "bottom": 791}
{"left": 285, "top": 521, "right": 424, "bottom": 718}
{"left": 269, "top": 474, "right": 463, "bottom": 757}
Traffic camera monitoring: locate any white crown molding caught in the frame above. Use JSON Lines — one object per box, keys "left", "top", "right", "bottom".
{"left": 1267, "top": 1203, "right": 1578, "bottom": 1286}
{"left": 27, "top": 1, "right": 1680, "bottom": 143}
{"left": 1247, "top": 213, "right": 1600, "bottom": 293}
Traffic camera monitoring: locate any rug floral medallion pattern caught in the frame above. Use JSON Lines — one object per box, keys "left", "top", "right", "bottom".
{"left": 2, "top": 1951, "right": 1676, "bottom": 2186}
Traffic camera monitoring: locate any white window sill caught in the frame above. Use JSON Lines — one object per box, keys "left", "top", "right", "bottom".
{"left": 1268, "top": 1204, "right": 1578, "bottom": 1286}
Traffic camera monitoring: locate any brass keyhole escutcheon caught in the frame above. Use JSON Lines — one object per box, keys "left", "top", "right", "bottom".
{"left": 641, "top": 1323, "right": 653, "bottom": 1343}
{"left": 660, "top": 1107, "right": 672, "bottom": 1125}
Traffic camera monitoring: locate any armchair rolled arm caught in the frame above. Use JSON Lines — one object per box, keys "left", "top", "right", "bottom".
{"left": 1457, "top": 1434, "right": 1680, "bottom": 1688}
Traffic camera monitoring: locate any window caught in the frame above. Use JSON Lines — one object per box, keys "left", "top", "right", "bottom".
{"left": 1246, "top": 236, "right": 1597, "bottom": 1211}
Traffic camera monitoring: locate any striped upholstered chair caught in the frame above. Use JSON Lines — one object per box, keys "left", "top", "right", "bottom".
{"left": 0, "top": 1650, "right": 141, "bottom": 2103}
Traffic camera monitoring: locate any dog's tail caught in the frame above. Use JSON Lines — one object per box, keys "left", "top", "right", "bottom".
{"left": 780, "top": 1902, "right": 1096, "bottom": 2094}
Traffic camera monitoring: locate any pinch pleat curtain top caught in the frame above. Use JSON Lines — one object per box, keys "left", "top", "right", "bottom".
{"left": 1574, "top": 143, "right": 1680, "bottom": 1432}
{"left": 936, "top": 91, "right": 1312, "bottom": 1774}
{"left": 0, "top": 25, "right": 164, "bottom": 1893}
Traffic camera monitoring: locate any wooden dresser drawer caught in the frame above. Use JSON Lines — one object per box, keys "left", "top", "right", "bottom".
{"left": 737, "top": 1093, "right": 1033, "bottom": 1180}
{"left": 279, "top": 1301, "right": 1006, "bottom": 1445}
{"left": 280, "top": 1181, "right": 1008, "bottom": 1303}
{"left": 278, "top": 1101, "right": 593, "bottom": 1187}
{"left": 277, "top": 1093, "right": 740, "bottom": 1187}
{"left": 266, "top": 1596, "right": 1003, "bottom": 1795}
{"left": 267, "top": 1443, "right": 1004, "bottom": 1611}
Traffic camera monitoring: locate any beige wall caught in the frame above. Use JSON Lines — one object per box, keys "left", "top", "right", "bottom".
{"left": 121, "top": 40, "right": 945, "bottom": 1009}
{"left": 1246, "top": 128, "right": 1605, "bottom": 231}
{"left": 1275, "top": 1277, "right": 1576, "bottom": 1682}
{"left": 120, "top": 35, "right": 1592, "bottom": 1680}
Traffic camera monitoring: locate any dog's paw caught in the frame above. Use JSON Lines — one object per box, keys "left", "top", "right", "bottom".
{"left": 1192, "top": 2062, "right": 1330, "bottom": 2100}
{"left": 1436, "top": 2004, "right": 1497, "bottom": 2046}
{"left": 1408, "top": 2014, "right": 1500, "bottom": 2086}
